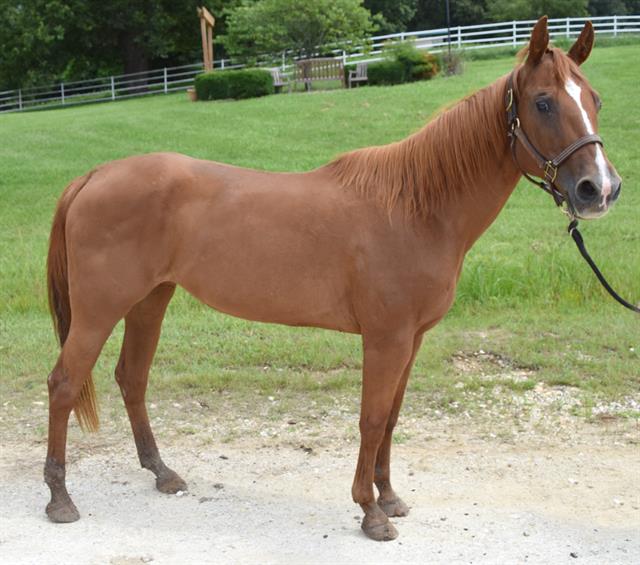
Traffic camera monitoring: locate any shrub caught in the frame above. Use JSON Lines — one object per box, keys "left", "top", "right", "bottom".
{"left": 195, "top": 69, "right": 274, "bottom": 101}
{"left": 195, "top": 72, "right": 230, "bottom": 100}
{"left": 411, "top": 51, "right": 439, "bottom": 80}
{"left": 367, "top": 60, "right": 405, "bottom": 86}
{"left": 388, "top": 41, "right": 439, "bottom": 81}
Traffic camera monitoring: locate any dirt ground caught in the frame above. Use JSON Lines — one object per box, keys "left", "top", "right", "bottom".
{"left": 1, "top": 397, "right": 639, "bottom": 565}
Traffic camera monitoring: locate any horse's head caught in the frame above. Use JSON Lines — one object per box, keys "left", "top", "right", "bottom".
{"left": 513, "top": 16, "right": 621, "bottom": 219}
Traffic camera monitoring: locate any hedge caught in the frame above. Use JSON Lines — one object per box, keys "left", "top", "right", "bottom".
{"left": 195, "top": 69, "right": 274, "bottom": 101}
{"left": 367, "top": 60, "right": 406, "bottom": 86}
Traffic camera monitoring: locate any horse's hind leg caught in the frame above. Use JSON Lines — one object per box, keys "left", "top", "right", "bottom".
{"left": 352, "top": 330, "right": 415, "bottom": 541}
{"left": 374, "top": 334, "right": 423, "bottom": 518}
{"left": 45, "top": 322, "right": 116, "bottom": 522}
{"left": 114, "top": 283, "right": 186, "bottom": 494}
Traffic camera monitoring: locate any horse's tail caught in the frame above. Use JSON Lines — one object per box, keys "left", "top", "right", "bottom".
{"left": 47, "top": 171, "right": 99, "bottom": 432}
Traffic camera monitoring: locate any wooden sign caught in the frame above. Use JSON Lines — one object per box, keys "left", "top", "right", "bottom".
{"left": 197, "top": 7, "right": 215, "bottom": 72}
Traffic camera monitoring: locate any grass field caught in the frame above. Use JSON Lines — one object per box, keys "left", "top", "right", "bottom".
{"left": 1, "top": 44, "right": 638, "bottom": 421}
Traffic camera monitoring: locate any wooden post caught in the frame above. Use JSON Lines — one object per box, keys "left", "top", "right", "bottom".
{"left": 197, "top": 7, "right": 215, "bottom": 72}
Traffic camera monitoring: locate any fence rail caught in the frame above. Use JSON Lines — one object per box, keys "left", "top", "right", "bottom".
{"left": 1, "top": 15, "right": 638, "bottom": 114}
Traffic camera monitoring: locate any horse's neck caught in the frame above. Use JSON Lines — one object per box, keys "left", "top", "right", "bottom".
{"left": 448, "top": 156, "right": 521, "bottom": 253}
{"left": 432, "top": 79, "right": 521, "bottom": 251}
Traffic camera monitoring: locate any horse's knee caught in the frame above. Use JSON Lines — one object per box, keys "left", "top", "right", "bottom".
{"left": 359, "top": 414, "right": 388, "bottom": 443}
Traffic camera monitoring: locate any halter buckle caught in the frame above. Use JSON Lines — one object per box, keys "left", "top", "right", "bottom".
{"left": 543, "top": 161, "right": 557, "bottom": 183}
{"left": 505, "top": 88, "right": 514, "bottom": 112}
{"left": 509, "top": 117, "right": 520, "bottom": 135}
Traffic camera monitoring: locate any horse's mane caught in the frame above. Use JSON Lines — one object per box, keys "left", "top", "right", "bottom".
{"left": 326, "top": 47, "right": 581, "bottom": 218}
{"left": 325, "top": 77, "right": 507, "bottom": 217}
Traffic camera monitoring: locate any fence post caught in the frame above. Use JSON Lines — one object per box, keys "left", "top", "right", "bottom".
{"left": 282, "top": 52, "right": 286, "bottom": 71}
{"left": 512, "top": 21, "right": 517, "bottom": 48}
{"left": 342, "top": 50, "right": 347, "bottom": 65}
{"left": 221, "top": 59, "right": 225, "bottom": 70}
{"left": 566, "top": 17, "right": 570, "bottom": 38}
{"left": 613, "top": 15, "right": 618, "bottom": 37}
{"left": 457, "top": 26, "right": 462, "bottom": 48}
{"left": 110, "top": 76, "right": 115, "bottom": 100}
{"left": 163, "top": 67, "right": 168, "bottom": 94}
{"left": 18, "top": 89, "right": 22, "bottom": 111}
{"left": 61, "top": 83, "right": 65, "bottom": 105}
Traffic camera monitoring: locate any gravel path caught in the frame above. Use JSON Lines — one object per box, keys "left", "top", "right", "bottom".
{"left": 1, "top": 424, "right": 639, "bottom": 565}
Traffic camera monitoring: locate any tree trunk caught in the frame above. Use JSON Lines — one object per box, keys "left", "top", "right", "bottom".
{"left": 121, "top": 31, "right": 149, "bottom": 93}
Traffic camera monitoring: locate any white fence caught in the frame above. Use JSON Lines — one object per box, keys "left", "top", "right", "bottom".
{"left": 1, "top": 14, "right": 638, "bottom": 114}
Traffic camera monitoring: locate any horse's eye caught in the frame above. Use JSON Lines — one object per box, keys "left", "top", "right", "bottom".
{"left": 536, "top": 100, "right": 551, "bottom": 113}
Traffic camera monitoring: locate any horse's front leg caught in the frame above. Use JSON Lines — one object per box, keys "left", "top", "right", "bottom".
{"left": 374, "top": 333, "right": 423, "bottom": 518}
{"left": 352, "top": 330, "right": 416, "bottom": 541}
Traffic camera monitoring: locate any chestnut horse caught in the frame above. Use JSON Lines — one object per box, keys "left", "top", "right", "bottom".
{"left": 44, "top": 17, "right": 621, "bottom": 541}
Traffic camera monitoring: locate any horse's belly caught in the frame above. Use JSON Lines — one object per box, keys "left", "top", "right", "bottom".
{"left": 177, "top": 262, "right": 358, "bottom": 332}
{"left": 172, "top": 220, "right": 358, "bottom": 332}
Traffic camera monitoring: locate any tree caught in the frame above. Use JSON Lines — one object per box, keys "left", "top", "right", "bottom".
{"left": 363, "top": 0, "right": 418, "bottom": 33}
{"left": 221, "top": 0, "right": 375, "bottom": 62}
{"left": 588, "top": 0, "right": 637, "bottom": 15}
{"left": 486, "top": 0, "right": 589, "bottom": 21}
{"left": 0, "top": 0, "right": 243, "bottom": 89}
{"left": 409, "top": 1, "right": 489, "bottom": 31}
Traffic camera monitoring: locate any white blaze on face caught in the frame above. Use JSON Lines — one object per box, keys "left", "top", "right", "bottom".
{"left": 564, "top": 78, "right": 612, "bottom": 205}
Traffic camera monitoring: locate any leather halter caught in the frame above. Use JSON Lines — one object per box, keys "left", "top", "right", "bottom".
{"left": 505, "top": 72, "right": 603, "bottom": 213}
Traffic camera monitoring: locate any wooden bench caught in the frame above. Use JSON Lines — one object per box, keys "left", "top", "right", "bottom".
{"left": 294, "top": 58, "right": 345, "bottom": 90}
{"left": 348, "top": 62, "right": 368, "bottom": 88}
{"left": 268, "top": 68, "right": 291, "bottom": 93}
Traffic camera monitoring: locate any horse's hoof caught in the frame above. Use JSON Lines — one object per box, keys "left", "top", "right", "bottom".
{"left": 361, "top": 515, "right": 399, "bottom": 541}
{"left": 378, "top": 496, "right": 410, "bottom": 518}
{"left": 156, "top": 470, "right": 187, "bottom": 494}
{"left": 46, "top": 500, "right": 80, "bottom": 523}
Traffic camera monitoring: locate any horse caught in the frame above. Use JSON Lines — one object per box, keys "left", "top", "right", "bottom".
{"left": 44, "top": 17, "right": 621, "bottom": 541}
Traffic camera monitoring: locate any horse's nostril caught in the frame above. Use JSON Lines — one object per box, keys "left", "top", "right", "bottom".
{"left": 611, "top": 181, "right": 622, "bottom": 202}
{"left": 576, "top": 180, "right": 599, "bottom": 203}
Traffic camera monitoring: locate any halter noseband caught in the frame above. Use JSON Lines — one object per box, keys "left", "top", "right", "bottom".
{"left": 505, "top": 72, "right": 603, "bottom": 212}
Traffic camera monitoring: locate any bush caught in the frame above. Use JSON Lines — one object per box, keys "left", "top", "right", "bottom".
{"left": 195, "top": 69, "right": 274, "bottom": 101}
{"left": 195, "top": 72, "right": 230, "bottom": 100}
{"left": 388, "top": 41, "right": 439, "bottom": 81}
{"left": 368, "top": 60, "right": 406, "bottom": 86}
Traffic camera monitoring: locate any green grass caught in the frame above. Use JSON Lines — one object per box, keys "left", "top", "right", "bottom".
{"left": 0, "top": 44, "right": 638, "bottom": 418}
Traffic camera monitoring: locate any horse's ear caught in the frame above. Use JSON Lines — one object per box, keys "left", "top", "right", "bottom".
{"left": 527, "top": 16, "right": 549, "bottom": 66}
{"left": 568, "top": 21, "right": 594, "bottom": 65}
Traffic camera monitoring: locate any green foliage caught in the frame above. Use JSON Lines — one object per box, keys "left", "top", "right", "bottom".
{"left": 221, "top": 0, "right": 375, "bottom": 62}
{"left": 195, "top": 69, "right": 274, "bottom": 100}
{"left": 367, "top": 60, "right": 406, "bottom": 84}
{"left": 390, "top": 42, "right": 439, "bottom": 80}
{"left": 588, "top": 0, "right": 638, "bottom": 16}
{"left": 411, "top": 0, "right": 490, "bottom": 30}
{"left": 0, "top": 0, "right": 245, "bottom": 90}
{"left": 486, "top": 0, "right": 589, "bottom": 21}
{"left": 364, "top": 0, "right": 418, "bottom": 33}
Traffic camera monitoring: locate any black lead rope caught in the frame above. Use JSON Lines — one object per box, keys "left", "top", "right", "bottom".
{"left": 567, "top": 220, "right": 640, "bottom": 314}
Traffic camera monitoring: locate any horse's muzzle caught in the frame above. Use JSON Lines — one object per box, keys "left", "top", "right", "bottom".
{"left": 570, "top": 173, "right": 622, "bottom": 219}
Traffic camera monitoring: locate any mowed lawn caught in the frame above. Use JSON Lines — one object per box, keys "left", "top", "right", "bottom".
{"left": 0, "top": 44, "right": 638, "bottom": 417}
